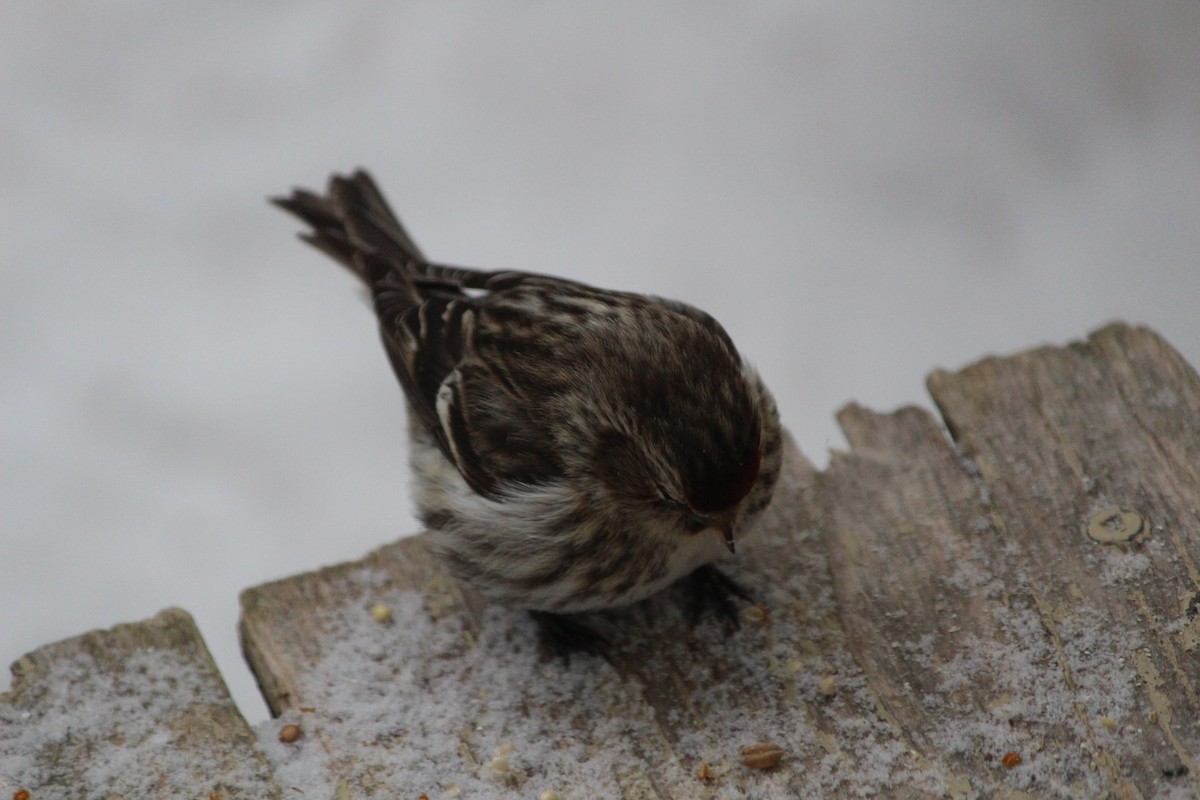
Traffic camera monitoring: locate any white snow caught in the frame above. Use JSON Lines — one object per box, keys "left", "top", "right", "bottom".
{"left": 0, "top": 647, "right": 274, "bottom": 796}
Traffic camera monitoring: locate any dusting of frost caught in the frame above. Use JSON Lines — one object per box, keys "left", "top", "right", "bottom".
{"left": 249, "top": 493, "right": 965, "bottom": 797}
{"left": 0, "top": 647, "right": 276, "bottom": 796}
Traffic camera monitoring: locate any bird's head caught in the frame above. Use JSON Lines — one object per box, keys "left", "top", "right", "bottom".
{"left": 589, "top": 314, "right": 768, "bottom": 552}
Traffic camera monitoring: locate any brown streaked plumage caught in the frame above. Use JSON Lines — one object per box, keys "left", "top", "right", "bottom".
{"left": 273, "top": 170, "right": 783, "bottom": 616}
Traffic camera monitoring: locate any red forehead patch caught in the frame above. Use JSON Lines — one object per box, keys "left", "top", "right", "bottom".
{"left": 685, "top": 444, "right": 762, "bottom": 514}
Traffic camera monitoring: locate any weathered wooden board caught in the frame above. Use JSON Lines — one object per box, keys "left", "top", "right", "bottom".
{"left": 241, "top": 438, "right": 943, "bottom": 798}
{"left": 10, "top": 323, "right": 1190, "bottom": 797}
{"left": 926, "top": 323, "right": 1200, "bottom": 795}
{"left": 0, "top": 607, "right": 281, "bottom": 799}
{"left": 821, "top": 323, "right": 1200, "bottom": 799}
{"left": 240, "top": 322, "right": 1200, "bottom": 798}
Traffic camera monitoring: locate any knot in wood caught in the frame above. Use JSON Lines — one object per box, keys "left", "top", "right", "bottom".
{"left": 1086, "top": 506, "right": 1143, "bottom": 544}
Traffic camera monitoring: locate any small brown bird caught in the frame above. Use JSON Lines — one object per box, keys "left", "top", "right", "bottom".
{"left": 274, "top": 171, "right": 782, "bottom": 637}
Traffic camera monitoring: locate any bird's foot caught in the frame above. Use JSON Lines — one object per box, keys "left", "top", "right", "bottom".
{"left": 683, "top": 564, "right": 755, "bottom": 631}
{"left": 529, "top": 610, "right": 608, "bottom": 665}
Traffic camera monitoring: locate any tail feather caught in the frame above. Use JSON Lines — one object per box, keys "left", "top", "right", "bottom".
{"left": 271, "top": 189, "right": 358, "bottom": 270}
{"left": 274, "top": 168, "right": 527, "bottom": 485}
{"left": 328, "top": 170, "right": 426, "bottom": 270}
{"left": 272, "top": 169, "right": 426, "bottom": 291}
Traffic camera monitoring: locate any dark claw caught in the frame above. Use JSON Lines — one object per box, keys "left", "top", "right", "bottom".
{"left": 684, "top": 564, "right": 755, "bottom": 630}
{"left": 529, "top": 610, "right": 608, "bottom": 665}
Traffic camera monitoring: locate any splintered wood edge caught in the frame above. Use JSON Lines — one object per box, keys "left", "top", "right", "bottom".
{"left": 816, "top": 322, "right": 1200, "bottom": 797}
{"left": 925, "top": 322, "right": 1200, "bottom": 792}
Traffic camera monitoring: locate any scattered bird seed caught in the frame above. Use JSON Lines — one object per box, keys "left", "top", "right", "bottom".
{"left": 741, "top": 742, "right": 785, "bottom": 770}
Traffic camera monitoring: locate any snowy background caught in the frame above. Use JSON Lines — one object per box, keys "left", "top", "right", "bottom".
{"left": 2, "top": 3, "right": 1197, "bottom": 721}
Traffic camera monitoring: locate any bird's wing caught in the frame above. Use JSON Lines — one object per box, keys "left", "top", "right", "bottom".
{"left": 275, "top": 170, "right": 565, "bottom": 499}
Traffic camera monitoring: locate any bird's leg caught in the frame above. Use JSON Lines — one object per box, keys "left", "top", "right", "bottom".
{"left": 683, "top": 564, "right": 754, "bottom": 630}
{"left": 528, "top": 610, "right": 609, "bottom": 665}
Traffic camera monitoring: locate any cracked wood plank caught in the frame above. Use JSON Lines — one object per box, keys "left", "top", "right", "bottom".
{"left": 926, "top": 323, "right": 1200, "bottom": 795}
{"left": 819, "top": 323, "right": 1199, "bottom": 799}
{"left": 0, "top": 608, "right": 281, "bottom": 799}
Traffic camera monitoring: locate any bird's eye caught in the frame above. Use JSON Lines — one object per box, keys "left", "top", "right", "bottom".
{"left": 657, "top": 491, "right": 700, "bottom": 522}
{"left": 654, "top": 487, "right": 708, "bottom": 532}
{"left": 654, "top": 485, "right": 683, "bottom": 506}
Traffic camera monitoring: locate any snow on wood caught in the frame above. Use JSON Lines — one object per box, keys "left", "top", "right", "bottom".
{"left": 0, "top": 608, "right": 280, "bottom": 799}
{"left": 822, "top": 323, "right": 1200, "bottom": 797}
{"left": 4, "top": 323, "right": 1195, "bottom": 798}
{"left": 240, "top": 440, "right": 910, "bottom": 798}
{"left": 239, "top": 322, "right": 1200, "bottom": 798}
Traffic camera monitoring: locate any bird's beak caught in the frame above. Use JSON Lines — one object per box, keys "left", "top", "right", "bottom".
{"left": 717, "top": 523, "right": 736, "bottom": 554}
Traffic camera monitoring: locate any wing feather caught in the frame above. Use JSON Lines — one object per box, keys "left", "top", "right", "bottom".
{"left": 276, "top": 170, "right": 566, "bottom": 498}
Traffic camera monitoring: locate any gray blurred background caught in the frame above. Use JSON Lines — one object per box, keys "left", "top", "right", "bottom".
{"left": 2, "top": 3, "right": 1197, "bottom": 720}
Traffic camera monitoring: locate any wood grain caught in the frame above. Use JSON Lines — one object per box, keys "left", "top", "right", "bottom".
{"left": 927, "top": 323, "right": 1200, "bottom": 797}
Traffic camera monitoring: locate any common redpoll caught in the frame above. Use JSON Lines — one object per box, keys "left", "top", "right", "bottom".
{"left": 274, "top": 170, "right": 782, "bottom": 623}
